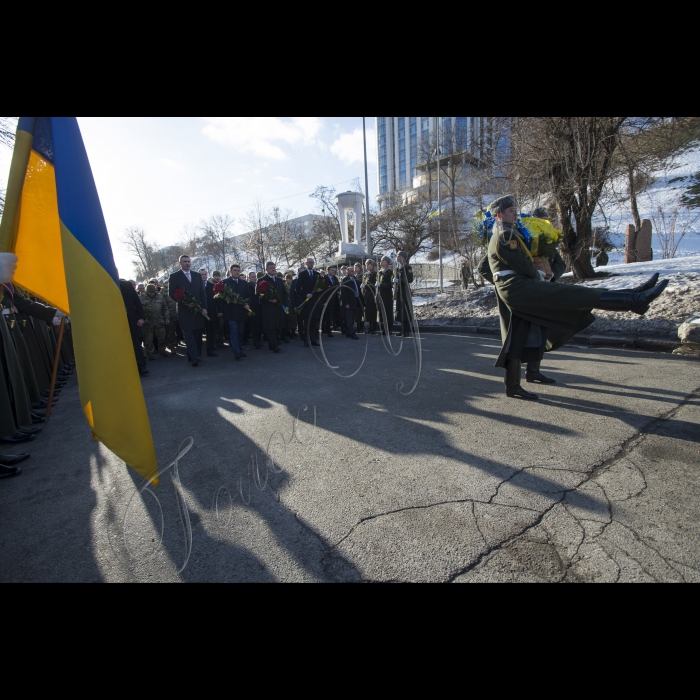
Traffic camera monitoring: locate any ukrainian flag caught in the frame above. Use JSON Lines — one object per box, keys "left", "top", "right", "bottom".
{"left": 0, "top": 117, "right": 158, "bottom": 485}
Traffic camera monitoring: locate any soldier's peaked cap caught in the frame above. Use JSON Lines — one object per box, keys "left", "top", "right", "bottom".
{"left": 489, "top": 195, "right": 517, "bottom": 215}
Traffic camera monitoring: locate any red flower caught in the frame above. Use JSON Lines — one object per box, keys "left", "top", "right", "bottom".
{"left": 213, "top": 281, "right": 225, "bottom": 295}
{"left": 174, "top": 287, "right": 185, "bottom": 301}
{"left": 257, "top": 281, "right": 271, "bottom": 294}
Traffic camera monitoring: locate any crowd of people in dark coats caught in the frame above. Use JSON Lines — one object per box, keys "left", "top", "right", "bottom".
{"left": 0, "top": 282, "right": 75, "bottom": 480}
{"left": 120, "top": 253, "right": 416, "bottom": 372}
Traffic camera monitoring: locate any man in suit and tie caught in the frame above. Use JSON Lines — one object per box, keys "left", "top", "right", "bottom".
{"left": 120, "top": 278, "right": 149, "bottom": 377}
{"left": 324, "top": 265, "right": 342, "bottom": 338}
{"left": 296, "top": 257, "right": 322, "bottom": 348}
{"left": 223, "top": 264, "right": 252, "bottom": 361}
{"left": 201, "top": 268, "right": 220, "bottom": 358}
{"left": 341, "top": 269, "right": 361, "bottom": 341}
{"left": 257, "top": 262, "right": 289, "bottom": 354}
{"left": 169, "top": 256, "right": 209, "bottom": 368}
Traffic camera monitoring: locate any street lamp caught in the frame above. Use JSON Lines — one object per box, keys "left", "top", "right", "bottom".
{"left": 363, "top": 117, "right": 372, "bottom": 258}
{"left": 437, "top": 117, "right": 444, "bottom": 294}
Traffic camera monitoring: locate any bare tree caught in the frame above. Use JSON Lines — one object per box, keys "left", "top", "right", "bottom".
{"left": 198, "top": 214, "right": 237, "bottom": 273}
{"left": 310, "top": 186, "right": 342, "bottom": 259}
{"left": 614, "top": 117, "right": 699, "bottom": 232}
{"left": 510, "top": 117, "right": 629, "bottom": 279}
{"left": 0, "top": 117, "right": 16, "bottom": 220}
{"left": 122, "top": 227, "right": 159, "bottom": 280}
{"left": 370, "top": 191, "right": 435, "bottom": 262}
{"left": 650, "top": 195, "right": 700, "bottom": 259}
{"left": 241, "top": 201, "right": 275, "bottom": 270}
{"left": 0, "top": 117, "right": 15, "bottom": 149}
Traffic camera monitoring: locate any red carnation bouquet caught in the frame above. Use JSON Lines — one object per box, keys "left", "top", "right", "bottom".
{"left": 258, "top": 280, "right": 289, "bottom": 315}
{"left": 296, "top": 275, "right": 330, "bottom": 314}
{"left": 174, "top": 287, "right": 210, "bottom": 321}
{"left": 214, "top": 281, "right": 254, "bottom": 316}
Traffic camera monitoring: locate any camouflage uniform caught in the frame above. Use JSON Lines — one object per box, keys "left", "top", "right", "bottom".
{"left": 140, "top": 291, "right": 171, "bottom": 359}
{"left": 161, "top": 285, "right": 179, "bottom": 350}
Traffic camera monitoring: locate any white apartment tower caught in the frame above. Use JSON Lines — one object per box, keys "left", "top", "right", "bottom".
{"left": 376, "top": 117, "right": 504, "bottom": 206}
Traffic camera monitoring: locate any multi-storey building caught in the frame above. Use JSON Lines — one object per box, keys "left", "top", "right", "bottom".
{"left": 376, "top": 117, "right": 509, "bottom": 208}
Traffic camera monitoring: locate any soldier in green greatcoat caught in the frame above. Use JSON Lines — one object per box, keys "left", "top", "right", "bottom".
{"left": 377, "top": 256, "right": 395, "bottom": 336}
{"left": 394, "top": 251, "right": 415, "bottom": 338}
{"left": 140, "top": 285, "right": 171, "bottom": 361}
{"left": 362, "top": 260, "right": 379, "bottom": 335}
{"left": 486, "top": 196, "right": 669, "bottom": 401}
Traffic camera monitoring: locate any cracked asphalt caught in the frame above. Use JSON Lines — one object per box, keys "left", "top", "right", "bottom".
{"left": 1, "top": 333, "right": 699, "bottom": 583}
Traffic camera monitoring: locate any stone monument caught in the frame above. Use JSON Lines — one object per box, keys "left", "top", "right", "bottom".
{"left": 336, "top": 192, "right": 368, "bottom": 259}
{"left": 635, "top": 220, "right": 653, "bottom": 262}
{"left": 626, "top": 219, "right": 653, "bottom": 264}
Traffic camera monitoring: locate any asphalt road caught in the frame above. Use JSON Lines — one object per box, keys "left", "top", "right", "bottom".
{"left": 1, "top": 332, "right": 699, "bottom": 583}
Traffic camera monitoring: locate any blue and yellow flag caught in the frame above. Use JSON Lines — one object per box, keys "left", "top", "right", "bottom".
{"left": 0, "top": 117, "right": 158, "bottom": 485}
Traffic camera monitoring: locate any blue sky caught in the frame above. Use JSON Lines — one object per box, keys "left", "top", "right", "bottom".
{"left": 0, "top": 117, "right": 378, "bottom": 277}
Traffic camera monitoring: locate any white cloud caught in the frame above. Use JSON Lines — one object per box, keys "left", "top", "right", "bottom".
{"left": 160, "top": 157, "right": 186, "bottom": 173}
{"left": 274, "top": 176, "right": 293, "bottom": 183}
{"left": 201, "top": 117, "right": 323, "bottom": 160}
{"left": 330, "top": 127, "right": 377, "bottom": 166}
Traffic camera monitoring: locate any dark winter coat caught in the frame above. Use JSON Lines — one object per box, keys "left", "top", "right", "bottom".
{"left": 168, "top": 270, "right": 207, "bottom": 332}
{"left": 487, "top": 223, "right": 604, "bottom": 368}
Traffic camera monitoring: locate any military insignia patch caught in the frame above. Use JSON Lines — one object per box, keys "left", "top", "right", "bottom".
{"left": 510, "top": 240, "right": 518, "bottom": 250}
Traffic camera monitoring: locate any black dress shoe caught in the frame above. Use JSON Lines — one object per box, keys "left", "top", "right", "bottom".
{"left": 239, "top": 353, "right": 248, "bottom": 359}
{"left": 282, "top": 338, "right": 290, "bottom": 344}
{"left": 31, "top": 416, "right": 46, "bottom": 424}
{"left": 311, "top": 342, "right": 321, "bottom": 347}
{"left": 525, "top": 371, "right": 556, "bottom": 385}
{"left": 1, "top": 433, "right": 36, "bottom": 444}
{"left": 192, "top": 362, "right": 199, "bottom": 368}
{"left": 19, "top": 427, "right": 42, "bottom": 435}
{"left": 0, "top": 454, "right": 30, "bottom": 466}
{"left": 41, "top": 390, "right": 61, "bottom": 398}
{"left": 235, "top": 355, "right": 241, "bottom": 362}
{"left": 33, "top": 401, "right": 57, "bottom": 410}
{"left": 272, "top": 349, "right": 282, "bottom": 354}
{"left": 139, "top": 370, "right": 150, "bottom": 377}
{"left": 0, "top": 465, "right": 22, "bottom": 479}
{"left": 304, "top": 342, "right": 310, "bottom": 348}
{"left": 506, "top": 385, "right": 539, "bottom": 401}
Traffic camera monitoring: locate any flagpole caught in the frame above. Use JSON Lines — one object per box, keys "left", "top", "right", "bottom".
{"left": 45, "top": 318, "right": 66, "bottom": 423}
{"left": 363, "top": 117, "right": 371, "bottom": 257}
{"left": 437, "top": 117, "right": 444, "bottom": 293}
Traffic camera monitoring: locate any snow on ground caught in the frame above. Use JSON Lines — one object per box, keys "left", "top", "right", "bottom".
{"left": 414, "top": 256, "right": 700, "bottom": 340}
{"left": 562, "top": 254, "right": 700, "bottom": 292}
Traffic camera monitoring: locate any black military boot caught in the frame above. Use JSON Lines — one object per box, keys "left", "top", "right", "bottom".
{"left": 505, "top": 360, "right": 539, "bottom": 401}
{"left": 595, "top": 280, "right": 669, "bottom": 316}
{"left": 526, "top": 361, "right": 556, "bottom": 385}
{"left": 625, "top": 273, "right": 659, "bottom": 294}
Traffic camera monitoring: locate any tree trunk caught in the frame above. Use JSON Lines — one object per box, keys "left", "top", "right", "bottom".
{"left": 571, "top": 216, "right": 597, "bottom": 279}
{"left": 628, "top": 166, "right": 642, "bottom": 233}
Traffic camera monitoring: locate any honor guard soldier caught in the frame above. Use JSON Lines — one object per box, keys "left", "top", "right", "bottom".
{"left": 486, "top": 195, "right": 669, "bottom": 401}
{"left": 362, "top": 260, "right": 379, "bottom": 335}
{"left": 394, "top": 251, "right": 414, "bottom": 337}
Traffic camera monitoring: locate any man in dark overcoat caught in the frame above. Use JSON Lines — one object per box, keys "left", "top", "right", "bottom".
{"left": 169, "top": 256, "right": 208, "bottom": 368}
{"left": 223, "top": 264, "right": 252, "bottom": 361}
{"left": 256, "top": 262, "right": 289, "bottom": 354}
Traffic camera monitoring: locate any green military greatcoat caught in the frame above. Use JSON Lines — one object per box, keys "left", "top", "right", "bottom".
{"left": 362, "top": 270, "right": 378, "bottom": 323}
{"left": 488, "top": 222, "right": 605, "bottom": 368}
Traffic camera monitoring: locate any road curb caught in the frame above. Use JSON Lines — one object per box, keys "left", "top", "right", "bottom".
{"left": 417, "top": 324, "right": 686, "bottom": 355}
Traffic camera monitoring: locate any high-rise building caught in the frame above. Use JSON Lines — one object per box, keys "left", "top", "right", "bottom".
{"left": 376, "top": 117, "right": 507, "bottom": 207}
